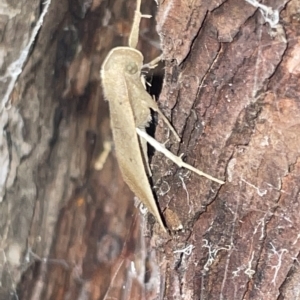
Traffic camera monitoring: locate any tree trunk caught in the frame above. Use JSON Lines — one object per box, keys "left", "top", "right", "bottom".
{"left": 0, "top": 0, "right": 299, "bottom": 299}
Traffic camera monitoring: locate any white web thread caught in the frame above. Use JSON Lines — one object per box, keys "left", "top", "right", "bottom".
{"left": 244, "top": 0, "right": 279, "bottom": 28}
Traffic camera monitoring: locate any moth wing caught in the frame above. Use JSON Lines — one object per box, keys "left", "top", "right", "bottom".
{"left": 108, "top": 77, "right": 165, "bottom": 230}
{"left": 121, "top": 74, "right": 154, "bottom": 177}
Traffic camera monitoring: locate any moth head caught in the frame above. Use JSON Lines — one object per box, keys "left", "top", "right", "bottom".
{"left": 125, "top": 61, "right": 138, "bottom": 74}
{"left": 101, "top": 47, "right": 144, "bottom": 75}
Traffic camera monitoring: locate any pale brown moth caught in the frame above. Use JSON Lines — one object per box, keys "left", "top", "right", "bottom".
{"left": 100, "top": 0, "right": 224, "bottom": 232}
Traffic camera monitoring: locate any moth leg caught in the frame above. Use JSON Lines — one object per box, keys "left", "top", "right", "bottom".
{"left": 138, "top": 128, "right": 152, "bottom": 176}
{"left": 142, "top": 55, "right": 163, "bottom": 70}
{"left": 129, "top": 0, "right": 151, "bottom": 49}
{"left": 142, "top": 56, "right": 179, "bottom": 140}
{"left": 144, "top": 96, "right": 181, "bottom": 142}
{"left": 136, "top": 128, "right": 225, "bottom": 185}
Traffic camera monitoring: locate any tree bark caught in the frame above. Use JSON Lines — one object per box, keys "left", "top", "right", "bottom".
{"left": 0, "top": 0, "right": 299, "bottom": 299}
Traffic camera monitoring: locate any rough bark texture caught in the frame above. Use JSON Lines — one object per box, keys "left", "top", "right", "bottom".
{"left": 0, "top": 0, "right": 299, "bottom": 299}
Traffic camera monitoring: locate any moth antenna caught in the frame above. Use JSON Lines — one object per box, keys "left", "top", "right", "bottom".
{"left": 128, "top": 0, "right": 151, "bottom": 48}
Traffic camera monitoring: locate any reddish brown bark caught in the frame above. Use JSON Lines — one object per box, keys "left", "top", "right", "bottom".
{"left": 152, "top": 0, "right": 300, "bottom": 299}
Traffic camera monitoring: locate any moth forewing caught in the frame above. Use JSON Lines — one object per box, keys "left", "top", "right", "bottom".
{"left": 101, "top": 47, "right": 166, "bottom": 232}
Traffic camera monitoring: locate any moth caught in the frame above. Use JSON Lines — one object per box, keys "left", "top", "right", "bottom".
{"left": 100, "top": 0, "right": 224, "bottom": 232}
